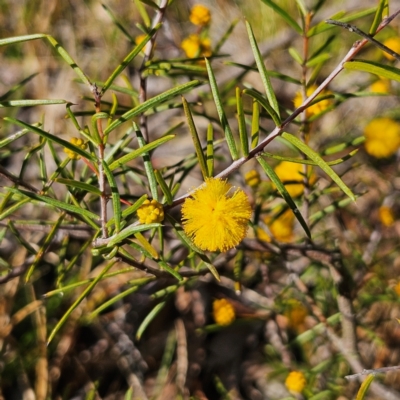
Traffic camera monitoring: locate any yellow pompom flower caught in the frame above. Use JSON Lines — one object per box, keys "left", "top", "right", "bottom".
{"left": 293, "top": 84, "right": 332, "bottom": 118}
{"left": 181, "top": 34, "right": 212, "bottom": 59}
{"left": 189, "top": 4, "right": 211, "bottom": 26}
{"left": 181, "top": 178, "right": 252, "bottom": 252}
{"left": 382, "top": 37, "right": 400, "bottom": 61}
{"left": 137, "top": 199, "right": 164, "bottom": 224}
{"left": 268, "top": 209, "right": 295, "bottom": 242}
{"left": 285, "top": 371, "right": 306, "bottom": 393}
{"left": 364, "top": 117, "right": 400, "bottom": 158}
{"left": 274, "top": 161, "right": 316, "bottom": 198}
{"left": 245, "top": 170, "right": 261, "bottom": 188}
{"left": 369, "top": 79, "right": 391, "bottom": 93}
{"left": 379, "top": 206, "right": 395, "bottom": 227}
{"left": 212, "top": 298, "right": 235, "bottom": 326}
{"left": 63, "top": 137, "right": 87, "bottom": 160}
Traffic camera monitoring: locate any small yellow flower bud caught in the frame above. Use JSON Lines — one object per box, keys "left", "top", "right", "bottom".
{"left": 64, "top": 137, "right": 87, "bottom": 160}
{"left": 137, "top": 199, "right": 164, "bottom": 224}
{"left": 379, "top": 206, "right": 395, "bottom": 227}
{"left": 382, "top": 37, "right": 400, "bottom": 61}
{"left": 212, "top": 298, "right": 235, "bottom": 326}
{"left": 285, "top": 371, "right": 306, "bottom": 393}
{"left": 189, "top": 5, "right": 211, "bottom": 26}
{"left": 181, "top": 34, "right": 212, "bottom": 59}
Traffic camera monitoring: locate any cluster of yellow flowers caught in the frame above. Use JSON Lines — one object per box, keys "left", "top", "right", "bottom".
{"left": 363, "top": 117, "right": 400, "bottom": 158}
{"left": 285, "top": 371, "right": 307, "bottom": 393}
{"left": 382, "top": 37, "right": 400, "bottom": 61}
{"left": 63, "top": 137, "right": 87, "bottom": 160}
{"left": 212, "top": 298, "right": 236, "bottom": 326}
{"left": 293, "top": 84, "right": 332, "bottom": 118}
{"left": 137, "top": 199, "right": 164, "bottom": 224}
{"left": 181, "top": 5, "right": 212, "bottom": 59}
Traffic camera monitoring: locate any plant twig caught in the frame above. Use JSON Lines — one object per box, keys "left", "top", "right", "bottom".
{"left": 345, "top": 365, "right": 400, "bottom": 380}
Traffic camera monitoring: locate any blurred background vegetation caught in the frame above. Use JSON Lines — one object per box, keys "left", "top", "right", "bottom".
{"left": 1, "top": 0, "right": 400, "bottom": 399}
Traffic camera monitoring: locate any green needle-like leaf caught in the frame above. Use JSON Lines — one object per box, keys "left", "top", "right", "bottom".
{"left": 236, "top": 88, "right": 249, "bottom": 157}
{"left": 259, "top": 0, "right": 302, "bottom": 34}
{"left": 4, "top": 117, "right": 95, "bottom": 161}
{"left": 0, "top": 99, "right": 66, "bottom": 107}
{"left": 136, "top": 301, "right": 166, "bottom": 340}
{"left": 243, "top": 88, "right": 281, "bottom": 127}
{"left": 108, "top": 134, "right": 175, "bottom": 171}
{"left": 282, "top": 132, "right": 356, "bottom": 201}
{"left": 206, "top": 123, "right": 214, "bottom": 177}
{"left": 182, "top": 96, "right": 209, "bottom": 179}
{"left": 106, "top": 223, "right": 161, "bottom": 247}
{"left": 104, "top": 80, "right": 201, "bottom": 134}
{"left": 55, "top": 178, "right": 102, "bottom": 195}
{"left": 205, "top": 58, "right": 238, "bottom": 160}
{"left": 102, "top": 161, "right": 121, "bottom": 233}
{"left": 257, "top": 156, "right": 311, "bottom": 238}
{"left": 344, "top": 60, "right": 400, "bottom": 83}
{"left": 245, "top": 21, "right": 280, "bottom": 121}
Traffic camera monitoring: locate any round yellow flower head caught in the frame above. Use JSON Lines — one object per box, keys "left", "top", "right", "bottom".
{"left": 64, "top": 137, "right": 87, "bottom": 160}
{"left": 212, "top": 298, "right": 235, "bottom": 326}
{"left": 245, "top": 169, "right": 261, "bottom": 188}
{"left": 285, "top": 371, "right": 306, "bottom": 393}
{"left": 383, "top": 37, "right": 400, "bottom": 61}
{"left": 293, "top": 84, "right": 331, "bottom": 118}
{"left": 137, "top": 199, "right": 164, "bottom": 224}
{"left": 268, "top": 209, "right": 295, "bottom": 243}
{"left": 379, "top": 205, "right": 395, "bottom": 227}
{"left": 273, "top": 161, "right": 316, "bottom": 198}
{"left": 189, "top": 4, "right": 211, "bottom": 26}
{"left": 364, "top": 117, "right": 400, "bottom": 158}
{"left": 181, "top": 177, "right": 252, "bottom": 252}
{"left": 181, "top": 34, "right": 212, "bottom": 59}
{"left": 369, "top": 79, "right": 391, "bottom": 93}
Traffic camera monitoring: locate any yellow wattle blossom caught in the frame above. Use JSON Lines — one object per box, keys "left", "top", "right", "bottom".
{"left": 212, "top": 298, "right": 235, "bottom": 326}
{"left": 63, "top": 137, "right": 87, "bottom": 160}
{"left": 189, "top": 4, "right": 211, "bottom": 26}
{"left": 137, "top": 199, "right": 164, "bottom": 224}
{"left": 379, "top": 206, "right": 395, "bottom": 227}
{"left": 245, "top": 169, "right": 261, "bottom": 188}
{"left": 268, "top": 209, "right": 295, "bottom": 242}
{"left": 364, "top": 117, "right": 400, "bottom": 158}
{"left": 181, "top": 34, "right": 212, "bottom": 59}
{"left": 274, "top": 161, "right": 316, "bottom": 198}
{"left": 293, "top": 84, "right": 332, "bottom": 118}
{"left": 369, "top": 79, "right": 391, "bottom": 93}
{"left": 285, "top": 371, "right": 306, "bottom": 393}
{"left": 382, "top": 37, "right": 400, "bottom": 61}
{"left": 181, "top": 178, "right": 252, "bottom": 252}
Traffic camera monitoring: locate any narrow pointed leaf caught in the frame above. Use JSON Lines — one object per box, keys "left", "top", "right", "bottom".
{"left": 107, "top": 223, "right": 161, "bottom": 247}
{"left": 344, "top": 60, "right": 400, "bottom": 82}
{"left": 154, "top": 170, "right": 173, "bottom": 205}
{"left": 134, "top": 232, "right": 159, "bottom": 259}
{"left": 0, "top": 124, "right": 40, "bottom": 149}
{"left": 259, "top": 0, "right": 302, "bottom": 34}
{"left": 369, "top": 0, "right": 387, "bottom": 34}
{"left": 106, "top": 195, "right": 147, "bottom": 228}
{"left": 243, "top": 88, "right": 281, "bottom": 127}
{"left": 356, "top": 374, "right": 375, "bottom": 400}
{"left": 206, "top": 123, "right": 214, "bottom": 177}
{"left": 55, "top": 178, "right": 102, "bottom": 195}
{"left": 101, "top": 25, "right": 160, "bottom": 95}
{"left": 104, "top": 80, "right": 201, "bottom": 134}
{"left": 0, "top": 99, "right": 66, "bottom": 107}
{"left": 101, "top": 4, "right": 135, "bottom": 42}
{"left": 4, "top": 117, "right": 95, "bottom": 161}
{"left": 108, "top": 134, "right": 175, "bottom": 171}
{"left": 0, "top": 33, "right": 47, "bottom": 46}
{"left": 47, "top": 261, "right": 115, "bottom": 344}
{"left": 135, "top": 124, "right": 158, "bottom": 201}
{"left": 245, "top": 21, "right": 280, "bottom": 120}
{"left": 136, "top": 301, "right": 166, "bottom": 340}
{"left": 257, "top": 156, "right": 311, "bottom": 238}
{"left": 205, "top": 58, "right": 238, "bottom": 160}
{"left": 236, "top": 88, "right": 249, "bottom": 156}
{"left": 159, "top": 260, "right": 183, "bottom": 282}
{"left": 182, "top": 97, "right": 208, "bottom": 179}
{"left": 102, "top": 161, "right": 121, "bottom": 233}
{"left": 6, "top": 187, "right": 99, "bottom": 220}
{"left": 251, "top": 100, "right": 260, "bottom": 149}
{"left": 282, "top": 132, "right": 355, "bottom": 201}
